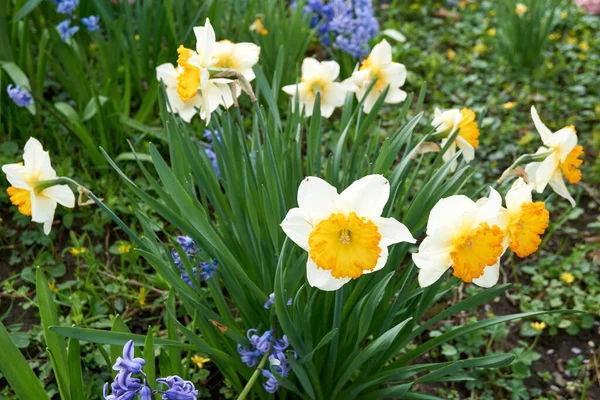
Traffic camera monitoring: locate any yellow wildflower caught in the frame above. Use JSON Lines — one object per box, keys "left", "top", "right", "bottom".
{"left": 560, "top": 12, "right": 567, "bottom": 19}
{"left": 561, "top": 272, "right": 575, "bottom": 284}
{"left": 548, "top": 33, "right": 561, "bottom": 41}
{"left": 249, "top": 18, "right": 268, "bottom": 36}
{"left": 119, "top": 243, "right": 132, "bottom": 254}
{"left": 191, "top": 355, "right": 211, "bottom": 369}
{"left": 70, "top": 247, "right": 87, "bottom": 256}
{"left": 134, "top": 34, "right": 140, "bottom": 41}
{"left": 531, "top": 321, "right": 547, "bottom": 331}
{"left": 473, "top": 43, "right": 486, "bottom": 54}
{"left": 470, "top": 3, "right": 478, "bottom": 10}
{"left": 49, "top": 282, "right": 57, "bottom": 292}
{"left": 503, "top": 102, "right": 517, "bottom": 110}
{"left": 515, "top": 3, "right": 528, "bottom": 16}
{"left": 579, "top": 41, "right": 589, "bottom": 51}
{"left": 410, "top": 3, "right": 420, "bottom": 10}
{"left": 578, "top": 54, "right": 587, "bottom": 61}
{"left": 566, "top": 37, "right": 577, "bottom": 45}
{"left": 489, "top": 10, "right": 496, "bottom": 17}
{"left": 138, "top": 287, "right": 146, "bottom": 306}
{"left": 447, "top": 48, "right": 456, "bottom": 61}
{"left": 89, "top": 43, "right": 97, "bottom": 51}
{"left": 487, "top": 28, "right": 496, "bottom": 37}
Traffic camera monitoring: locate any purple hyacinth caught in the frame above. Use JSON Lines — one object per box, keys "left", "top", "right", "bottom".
{"left": 205, "top": 148, "right": 220, "bottom": 178}
{"left": 199, "top": 259, "right": 218, "bottom": 281}
{"left": 156, "top": 376, "right": 198, "bottom": 400}
{"left": 261, "top": 369, "right": 279, "bottom": 394}
{"left": 57, "top": 19, "right": 79, "bottom": 42}
{"left": 103, "top": 371, "right": 145, "bottom": 400}
{"left": 6, "top": 84, "right": 33, "bottom": 107}
{"left": 177, "top": 236, "right": 196, "bottom": 254}
{"left": 113, "top": 340, "right": 146, "bottom": 374}
{"left": 55, "top": 0, "right": 79, "bottom": 15}
{"left": 264, "top": 293, "right": 293, "bottom": 309}
{"left": 81, "top": 15, "right": 100, "bottom": 32}
{"left": 203, "top": 129, "right": 222, "bottom": 143}
{"left": 237, "top": 329, "right": 273, "bottom": 367}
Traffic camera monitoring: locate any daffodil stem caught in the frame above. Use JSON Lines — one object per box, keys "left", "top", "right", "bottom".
{"left": 236, "top": 351, "right": 270, "bottom": 400}
{"left": 497, "top": 150, "right": 553, "bottom": 184}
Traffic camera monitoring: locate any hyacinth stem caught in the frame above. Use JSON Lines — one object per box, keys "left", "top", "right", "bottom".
{"left": 236, "top": 351, "right": 270, "bottom": 400}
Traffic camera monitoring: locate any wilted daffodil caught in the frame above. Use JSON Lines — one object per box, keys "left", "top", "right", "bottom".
{"left": 413, "top": 188, "right": 506, "bottom": 288}
{"left": 281, "top": 175, "right": 415, "bottom": 291}
{"left": 525, "top": 106, "right": 583, "bottom": 207}
{"left": 282, "top": 58, "right": 350, "bottom": 118}
{"left": 2, "top": 137, "right": 75, "bottom": 234}
{"left": 211, "top": 39, "right": 261, "bottom": 108}
{"left": 346, "top": 39, "right": 408, "bottom": 113}
{"left": 504, "top": 178, "right": 550, "bottom": 258}
{"left": 155, "top": 18, "right": 231, "bottom": 123}
{"left": 432, "top": 108, "right": 480, "bottom": 171}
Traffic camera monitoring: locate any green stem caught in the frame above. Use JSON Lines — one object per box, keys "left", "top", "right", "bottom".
{"left": 497, "top": 150, "right": 554, "bottom": 184}
{"left": 237, "top": 351, "right": 270, "bottom": 400}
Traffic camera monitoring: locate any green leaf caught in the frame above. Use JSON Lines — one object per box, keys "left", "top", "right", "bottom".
{"left": 36, "top": 268, "right": 71, "bottom": 400}
{"left": 67, "top": 338, "right": 85, "bottom": 399}
{"left": 143, "top": 329, "right": 155, "bottom": 391}
{"left": 0, "top": 320, "right": 48, "bottom": 400}
{"left": 82, "top": 96, "right": 109, "bottom": 121}
{"left": 13, "top": 0, "right": 43, "bottom": 20}
{"left": 55, "top": 102, "right": 81, "bottom": 124}
{"left": 49, "top": 326, "right": 196, "bottom": 350}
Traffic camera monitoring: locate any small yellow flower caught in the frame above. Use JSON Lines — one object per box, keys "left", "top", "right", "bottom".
{"left": 531, "top": 321, "right": 547, "bottom": 331}
{"left": 515, "top": 3, "right": 528, "bottom": 16}
{"left": 548, "top": 33, "right": 561, "bottom": 41}
{"left": 447, "top": 48, "right": 456, "bottom": 61}
{"left": 458, "top": 0, "right": 467, "bottom": 8}
{"left": 579, "top": 41, "right": 589, "bottom": 51}
{"left": 578, "top": 54, "right": 587, "bottom": 61}
{"left": 545, "top": 60, "right": 554, "bottom": 70}
{"left": 191, "top": 355, "right": 211, "bottom": 369}
{"left": 138, "top": 287, "right": 146, "bottom": 306}
{"left": 487, "top": 28, "right": 496, "bottom": 37}
{"left": 410, "top": 3, "right": 420, "bottom": 10}
{"left": 70, "top": 247, "right": 87, "bottom": 256}
{"left": 503, "top": 102, "right": 517, "bottom": 110}
{"left": 434, "top": 2, "right": 441, "bottom": 8}
{"left": 473, "top": 43, "right": 486, "bottom": 54}
{"left": 560, "top": 12, "right": 567, "bottom": 19}
{"left": 134, "top": 34, "right": 140, "bottom": 41}
{"left": 470, "top": 3, "right": 477, "bottom": 10}
{"left": 489, "top": 10, "right": 496, "bottom": 17}
{"left": 119, "top": 243, "right": 132, "bottom": 254}
{"left": 249, "top": 18, "right": 268, "bottom": 36}
{"left": 49, "top": 282, "right": 57, "bottom": 292}
{"left": 89, "top": 43, "right": 97, "bottom": 51}
{"left": 561, "top": 272, "right": 575, "bottom": 284}
{"left": 566, "top": 37, "right": 577, "bottom": 45}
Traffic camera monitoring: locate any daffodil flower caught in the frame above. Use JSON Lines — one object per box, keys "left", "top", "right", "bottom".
{"left": 504, "top": 178, "right": 550, "bottom": 258}
{"left": 281, "top": 175, "right": 415, "bottom": 291}
{"left": 211, "top": 39, "right": 261, "bottom": 108}
{"left": 432, "top": 108, "right": 480, "bottom": 172}
{"left": 413, "top": 188, "right": 507, "bottom": 288}
{"left": 2, "top": 137, "right": 75, "bottom": 234}
{"left": 155, "top": 19, "right": 231, "bottom": 123}
{"left": 346, "top": 39, "right": 408, "bottom": 113}
{"left": 525, "top": 106, "right": 583, "bottom": 207}
{"left": 282, "top": 58, "right": 350, "bottom": 118}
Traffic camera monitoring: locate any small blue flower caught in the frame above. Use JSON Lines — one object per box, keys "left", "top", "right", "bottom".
{"left": 55, "top": 0, "right": 79, "bottom": 15}
{"left": 156, "top": 376, "right": 198, "bottom": 400}
{"left": 103, "top": 371, "right": 144, "bottom": 400}
{"left": 199, "top": 259, "right": 218, "bottom": 281}
{"left": 238, "top": 329, "right": 273, "bottom": 366}
{"left": 177, "top": 236, "right": 196, "bottom": 254}
{"left": 139, "top": 385, "right": 153, "bottom": 400}
{"left": 272, "top": 335, "right": 290, "bottom": 353}
{"left": 171, "top": 249, "right": 183, "bottom": 268}
{"left": 205, "top": 148, "right": 220, "bottom": 178}
{"left": 269, "top": 352, "right": 292, "bottom": 378}
{"left": 81, "top": 15, "right": 100, "bottom": 32}
{"left": 6, "top": 84, "right": 33, "bottom": 107}
{"left": 264, "top": 293, "right": 293, "bottom": 309}
{"left": 113, "top": 340, "right": 146, "bottom": 374}
{"left": 237, "top": 344, "right": 262, "bottom": 367}
{"left": 203, "top": 129, "right": 222, "bottom": 143}
{"left": 261, "top": 369, "right": 279, "bottom": 393}
{"left": 56, "top": 19, "right": 79, "bottom": 42}
{"left": 180, "top": 267, "right": 198, "bottom": 289}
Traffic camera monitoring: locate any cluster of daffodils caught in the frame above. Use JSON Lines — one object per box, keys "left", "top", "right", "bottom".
{"left": 156, "top": 18, "right": 260, "bottom": 123}
{"left": 283, "top": 39, "right": 407, "bottom": 117}
{"left": 281, "top": 107, "right": 582, "bottom": 291}
{"left": 2, "top": 138, "right": 75, "bottom": 235}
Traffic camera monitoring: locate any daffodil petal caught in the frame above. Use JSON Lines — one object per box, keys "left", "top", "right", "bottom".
{"left": 1, "top": 163, "right": 30, "bottom": 189}
{"left": 31, "top": 194, "right": 57, "bottom": 224}
{"left": 530, "top": 106, "right": 552, "bottom": 144}
{"left": 336, "top": 174, "right": 390, "bottom": 219}
{"left": 456, "top": 136, "right": 475, "bottom": 163}
{"left": 548, "top": 170, "right": 576, "bottom": 207}
{"left": 546, "top": 128, "right": 577, "bottom": 163}
{"left": 373, "top": 216, "right": 415, "bottom": 246}
{"left": 297, "top": 176, "right": 339, "bottom": 225}
{"left": 472, "top": 260, "right": 500, "bottom": 288}
{"left": 364, "top": 246, "right": 388, "bottom": 274}
{"left": 280, "top": 208, "right": 312, "bottom": 251}
{"left": 156, "top": 63, "right": 179, "bottom": 87}
{"left": 43, "top": 184, "right": 75, "bottom": 208}
{"left": 426, "top": 195, "right": 477, "bottom": 235}
{"left": 24, "top": 137, "right": 55, "bottom": 180}
{"left": 533, "top": 154, "right": 559, "bottom": 193}
{"left": 505, "top": 178, "right": 533, "bottom": 212}
{"left": 320, "top": 61, "right": 340, "bottom": 82}
{"left": 306, "top": 258, "right": 350, "bottom": 291}
{"left": 369, "top": 39, "right": 392, "bottom": 65}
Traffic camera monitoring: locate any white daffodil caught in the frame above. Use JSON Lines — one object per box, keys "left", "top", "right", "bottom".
{"left": 346, "top": 39, "right": 407, "bottom": 114}
{"left": 504, "top": 178, "right": 550, "bottom": 258}
{"left": 432, "top": 108, "right": 480, "bottom": 172}
{"left": 155, "top": 19, "right": 231, "bottom": 123}
{"left": 282, "top": 58, "right": 350, "bottom": 118}
{"left": 412, "top": 188, "right": 507, "bottom": 288}
{"left": 2, "top": 138, "right": 75, "bottom": 234}
{"left": 525, "top": 106, "right": 583, "bottom": 207}
{"left": 281, "top": 175, "right": 415, "bottom": 291}
{"left": 211, "top": 39, "right": 261, "bottom": 109}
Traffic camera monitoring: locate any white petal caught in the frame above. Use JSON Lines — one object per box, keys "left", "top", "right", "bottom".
{"left": 282, "top": 83, "right": 299, "bottom": 96}
{"left": 426, "top": 195, "right": 477, "bottom": 235}
{"left": 156, "top": 63, "right": 178, "bottom": 87}
{"left": 194, "top": 19, "right": 216, "bottom": 66}
{"left": 320, "top": 103, "right": 335, "bottom": 118}
{"left": 301, "top": 58, "right": 322, "bottom": 82}
{"left": 232, "top": 42, "right": 261, "bottom": 69}
{"left": 364, "top": 246, "right": 389, "bottom": 274}
{"left": 320, "top": 61, "right": 340, "bottom": 82}
{"left": 533, "top": 154, "right": 559, "bottom": 193}
{"left": 384, "top": 86, "right": 407, "bottom": 104}
{"left": 548, "top": 170, "right": 576, "bottom": 207}
{"left": 369, "top": 40, "right": 393, "bottom": 65}
{"left": 546, "top": 128, "right": 577, "bottom": 162}
{"left": 381, "top": 62, "right": 406, "bottom": 87}
{"left": 372, "top": 216, "right": 415, "bottom": 246}
{"left": 324, "top": 82, "right": 348, "bottom": 108}
{"left": 31, "top": 194, "right": 57, "bottom": 224}
{"left": 530, "top": 106, "right": 552, "bottom": 144}
{"left": 42, "top": 184, "right": 75, "bottom": 208}
{"left": 476, "top": 187, "right": 509, "bottom": 230}
{"left": 43, "top": 219, "right": 53, "bottom": 235}
{"left": 24, "top": 138, "right": 55, "bottom": 180}
{"left": 306, "top": 258, "right": 350, "bottom": 291}
{"left": 2, "top": 163, "right": 31, "bottom": 189}
{"left": 413, "top": 231, "right": 453, "bottom": 287}
{"left": 472, "top": 261, "right": 500, "bottom": 288}
{"left": 280, "top": 208, "right": 312, "bottom": 251}
{"left": 456, "top": 136, "right": 475, "bottom": 163}
{"left": 297, "top": 176, "right": 339, "bottom": 225}
{"left": 336, "top": 175, "right": 390, "bottom": 219}
{"left": 360, "top": 89, "right": 379, "bottom": 114}
{"left": 505, "top": 178, "right": 533, "bottom": 211}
